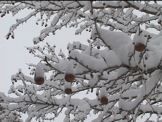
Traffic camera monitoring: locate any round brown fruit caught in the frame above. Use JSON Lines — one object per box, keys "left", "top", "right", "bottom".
{"left": 101, "top": 97, "right": 108, "bottom": 105}
{"left": 65, "top": 88, "right": 72, "bottom": 94}
{"left": 34, "top": 77, "right": 44, "bottom": 85}
{"left": 65, "top": 74, "right": 75, "bottom": 82}
{"left": 135, "top": 43, "right": 146, "bottom": 52}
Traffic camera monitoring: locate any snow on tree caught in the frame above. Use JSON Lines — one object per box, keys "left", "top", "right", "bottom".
{"left": 1, "top": 1, "right": 162, "bottom": 122}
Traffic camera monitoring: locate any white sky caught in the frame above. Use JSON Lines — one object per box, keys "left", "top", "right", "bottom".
{"left": 0, "top": 9, "right": 90, "bottom": 92}
{"left": 0, "top": 9, "right": 95, "bottom": 121}
{"left": 0, "top": 5, "right": 161, "bottom": 122}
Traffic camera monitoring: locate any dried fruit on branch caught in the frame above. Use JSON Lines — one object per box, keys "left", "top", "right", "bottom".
{"left": 34, "top": 77, "right": 44, "bottom": 85}
{"left": 135, "top": 43, "right": 146, "bottom": 52}
{"left": 64, "top": 88, "right": 72, "bottom": 94}
{"left": 65, "top": 74, "right": 75, "bottom": 82}
{"left": 34, "top": 62, "right": 45, "bottom": 85}
{"left": 100, "top": 96, "right": 108, "bottom": 105}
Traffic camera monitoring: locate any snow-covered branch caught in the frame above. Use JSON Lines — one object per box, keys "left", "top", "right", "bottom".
{"left": 1, "top": 1, "right": 162, "bottom": 122}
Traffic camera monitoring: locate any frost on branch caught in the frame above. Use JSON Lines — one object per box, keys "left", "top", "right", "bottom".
{"left": 2, "top": 1, "right": 162, "bottom": 122}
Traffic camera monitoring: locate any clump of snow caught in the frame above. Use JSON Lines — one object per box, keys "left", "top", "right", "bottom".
{"left": 74, "top": 63, "right": 89, "bottom": 74}
{"left": 88, "top": 73, "right": 99, "bottom": 87}
{"left": 118, "top": 70, "right": 160, "bottom": 111}
{"left": 100, "top": 87, "right": 107, "bottom": 98}
{"left": 91, "top": 26, "right": 132, "bottom": 51}
{"left": 35, "top": 62, "right": 44, "bottom": 78}
{"left": 58, "top": 49, "right": 66, "bottom": 59}
{"left": 150, "top": 37, "right": 162, "bottom": 47}
{"left": 143, "top": 50, "right": 162, "bottom": 69}
{"left": 65, "top": 60, "right": 75, "bottom": 74}
{"left": 16, "top": 85, "right": 24, "bottom": 93}
{"left": 64, "top": 82, "right": 71, "bottom": 89}
{"left": 70, "top": 50, "right": 107, "bottom": 71}
{"left": 91, "top": 26, "right": 134, "bottom": 65}
{"left": 64, "top": 116, "right": 70, "bottom": 122}
{"left": 104, "top": 50, "right": 121, "bottom": 67}
{"left": 133, "top": 28, "right": 149, "bottom": 45}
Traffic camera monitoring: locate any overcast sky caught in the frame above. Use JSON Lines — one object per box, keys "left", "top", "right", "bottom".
{"left": 0, "top": 5, "right": 161, "bottom": 121}
{"left": 0, "top": 9, "right": 94, "bottom": 121}
{"left": 0, "top": 9, "right": 90, "bottom": 92}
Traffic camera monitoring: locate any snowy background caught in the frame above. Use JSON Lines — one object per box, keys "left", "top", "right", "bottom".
{"left": 0, "top": 9, "right": 95, "bottom": 121}
{"left": 1, "top": 4, "right": 161, "bottom": 121}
